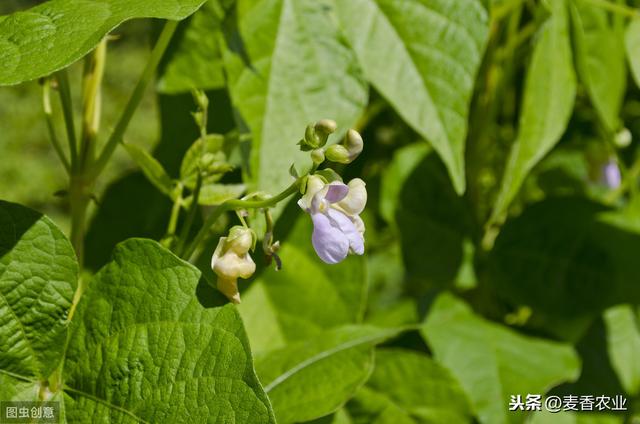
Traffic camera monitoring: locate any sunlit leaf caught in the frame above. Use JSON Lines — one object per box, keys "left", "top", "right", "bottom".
{"left": 0, "top": 201, "right": 78, "bottom": 381}
{"left": 570, "top": 0, "right": 625, "bottom": 132}
{"left": 627, "top": 18, "right": 640, "bottom": 88}
{"left": 334, "top": 0, "right": 489, "bottom": 194}
{"left": 604, "top": 305, "right": 640, "bottom": 396}
{"left": 0, "top": 0, "right": 208, "bottom": 85}
{"left": 256, "top": 325, "right": 401, "bottom": 424}
{"left": 491, "top": 0, "right": 576, "bottom": 221}
{"left": 422, "top": 293, "right": 580, "bottom": 424}
{"left": 221, "top": 0, "right": 368, "bottom": 195}
{"left": 64, "top": 239, "right": 275, "bottom": 423}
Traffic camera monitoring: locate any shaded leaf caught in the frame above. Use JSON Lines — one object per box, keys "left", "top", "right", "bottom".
{"left": 221, "top": 0, "right": 368, "bottom": 195}
{"left": 256, "top": 325, "right": 401, "bottom": 424}
{"left": 491, "top": 0, "right": 576, "bottom": 221}
{"left": 0, "top": 0, "right": 208, "bottom": 85}
{"left": 422, "top": 293, "right": 580, "bottom": 424}
{"left": 334, "top": 0, "right": 490, "bottom": 194}
{"left": 0, "top": 200, "right": 78, "bottom": 380}
{"left": 64, "top": 238, "right": 275, "bottom": 423}
{"left": 487, "top": 198, "right": 640, "bottom": 336}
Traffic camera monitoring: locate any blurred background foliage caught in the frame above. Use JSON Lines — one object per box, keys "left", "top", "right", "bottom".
{"left": 2, "top": 0, "right": 640, "bottom": 423}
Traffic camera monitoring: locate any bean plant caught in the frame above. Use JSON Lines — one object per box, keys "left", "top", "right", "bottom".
{"left": 1, "top": 0, "right": 640, "bottom": 423}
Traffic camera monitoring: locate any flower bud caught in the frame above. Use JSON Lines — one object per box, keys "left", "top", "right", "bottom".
{"left": 311, "top": 148, "right": 325, "bottom": 165}
{"left": 345, "top": 129, "right": 363, "bottom": 161}
{"left": 211, "top": 226, "right": 256, "bottom": 303}
{"left": 615, "top": 128, "right": 632, "bottom": 148}
{"left": 325, "top": 144, "right": 351, "bottom": 164}
{"left": 314, "top": 119, "right": 337, "bottom": 146}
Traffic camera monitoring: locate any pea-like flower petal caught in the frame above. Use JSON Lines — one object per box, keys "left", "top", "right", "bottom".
{"left": 311, "top": 212, "right": 350, "bottom": 264}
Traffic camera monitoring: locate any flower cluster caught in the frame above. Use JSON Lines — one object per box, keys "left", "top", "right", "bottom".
{"left": 211, "top": 120, "right": 366, "bottom": 303}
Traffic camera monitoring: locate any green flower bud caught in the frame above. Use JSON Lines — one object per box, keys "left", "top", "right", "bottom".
{"left": 345, "top": 129, "right": 363, "bottom": 161}
{"left": 311, "top": 148, "right": 325, "bottom": 164}
{"left": 615, "top": 128, "right": 632, "bottom": 148}
{"left": 314, "top": 119, "right": 337, "bottom": 146}
{"left": 325, "top": 144, "right": 351, "bottom": 164}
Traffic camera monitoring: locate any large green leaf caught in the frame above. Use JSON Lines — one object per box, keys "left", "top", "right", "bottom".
{"left": 334, "top": 0, "right": 489, "bottom": 194}
{"left": 221, "top": 0, "right": 368, "bottom": 194}
{"left": 63, "top": 238, "right": 275, "bottom": 423}
{"left": 238, "top": 210, "right": 367, "bottom": 353}
{"left": 491, "top": 0, "right": 576, "bottom": 221}
{"left": 627, "top": 18, "right": 640, "bottom": 88}
{"left": 158, "top": 0, "right": 226, "bottom": 94}
{"left": 256, "top": 325, "right": 401, "bottom": 424}
{"left": 604, "top": 305, "right": 640, "bottom": 396}
{"left": 570, "top": 0, "right": 625, "bottom": 132}
{"left": 422, "top": 293, "right": 580, "bottom": 424}
{"left": 0, "top": 200, "right": 78, "bottom": 381}
{"left": 346, "top": 349, "right": 472, "bottom": 423}
{"left": 0, "top": 0, "right": 208, "bottom": 86}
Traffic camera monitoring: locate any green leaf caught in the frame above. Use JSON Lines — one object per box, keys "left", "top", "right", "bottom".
{"left": 422, "top": 293, "right": 580, "bottom": 424}
{"left": 0, "top": 200, "right": 78, "bottom": 381}
{"left": 63, "top": 238, "right": 275, "bottom": 423}
{"left": 334, "top": 0, "right": 490, "bottom": 194}
{"left": 158, "top": 0, "right": 226, "bottom": 94}
{"left": 491, "top": 0, "right": 576, "bottom": 221}
{"left": 256, "top": 325, "right": 401, "bottom": 424}
{"left": 238, "top": 210, "right": 367, "bottom": 353}
{"left": 570, "top": 0, "right": 625, "bottom": 132}
{"left": 222, "top": 0, "right": 368, "bottom": 195}
{"left": 0, "top": 0, "right": 208, "bottom": 86}
{"left": 604, "top": 305, "right": 640, "bottom": 396}
{"left": 347, "top": 349, "right": 472, "bottom": 424}
{"left": 626, "top": 18, "right": 640, "bottom": 88}
{"left": 123, "top": 143, "right": 175, "bottom": 197}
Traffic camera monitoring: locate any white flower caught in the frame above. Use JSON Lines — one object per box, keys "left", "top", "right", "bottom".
{"left": 211, "top": 226, "right": 256, "bottom": 303}
{"left": 298, "top": 176, "right": 367, "bottom": 264}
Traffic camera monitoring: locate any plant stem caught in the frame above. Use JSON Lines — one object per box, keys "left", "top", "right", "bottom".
{"left": 175, "top": 173, "right": 203, "bottom": 256}
{"left": 56, "top": 69, "right": 78, "bottom": 170}
{"left": 579, "top": 0, "right": 639, "bottom": 18}
{"left": 69, "top": 174, "right": 90, "bottom": 266}
{"left": 91, "top": 20, "right": 179, "bottom": 181}
{"left": 182, "top": 179, "right": 303, "bottom": 261}
{"left": 42, "top": 79, "right": 71, "bottom": 174}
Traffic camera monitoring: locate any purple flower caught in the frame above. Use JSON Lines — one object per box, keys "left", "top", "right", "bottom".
{"left": 602, "top": 159, "right": 621, "bottom": 189}
{"left": 298, "top": 176, "right": 367, "bottom": 264}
